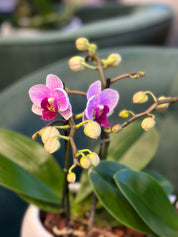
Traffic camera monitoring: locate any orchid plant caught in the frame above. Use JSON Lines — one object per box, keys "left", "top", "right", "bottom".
{"left": 0, "top": 38, "right": 178, "bottom": 237}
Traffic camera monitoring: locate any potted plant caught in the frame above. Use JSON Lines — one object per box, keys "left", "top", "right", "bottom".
{"left": 0, "top": 38, "right": 178, "bottom": 237}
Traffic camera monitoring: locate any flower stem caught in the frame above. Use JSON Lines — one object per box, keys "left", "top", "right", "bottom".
{"left": 92, "top": 53, "right": 106, "bottom": 89}
{"left": 88, "top": 193, "right": 98, "bottom": 230}
{"left": 61, "top": 131, "right": 71, "bottom": 228}
{"left": 120, "top": 96, "right": 178, "bottom": 129}
{"left": 67, "top": 89, "right": 86, "bottom": 96}
{"left": 88, "top": 128, "right": 110, "bottom": 229}
{"left": 75, "top": 120, "right": 90, "bottom": 130}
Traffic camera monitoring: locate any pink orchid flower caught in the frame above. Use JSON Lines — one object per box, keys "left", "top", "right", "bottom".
{"left": 29, "top": 74, "right": 72, "bottom": 121}
{"left": 83, "top": 80, "right": 119, "bottom": 127}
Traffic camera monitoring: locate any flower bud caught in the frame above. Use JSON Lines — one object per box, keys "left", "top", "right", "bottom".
{"left": 41, "top": 126, "right": 60, "bottom": 144}
{"left": 156, "top": 96, "right": 170, "bottom": 111}
{"left": 87, "top": 152, "right": 100, "bottom": 167}
{"left": 101, "top": 59, "right": 108, "bottom": 69}
{"left": 84, "top": 121, "right": 101, "bottom": 139}
{"left": 44, "top": 137, "right": 61, "bottom": 153}
{"left": 67, "top": 172, "right": 76, "bottom": 183}
{"left": 107, "top": 53, "right": 121, "bottom": 67}
{"left": 32, "top": 132, "right": 38, "bottom": 140}
{"left": 75, "top": 37, "right": 89, "bottom": 51}
{"left": 112, "top": 124, "right": 122, "bottom": 133}
{"left": 119, "top": 110, "right": 129, "bottom": 118}
{"left": 139, "top": 71, "right": 145, "bottom": 77}
{"left": 141, "top": 117, "right": 155, "bottom": 131}
{"left": 133, "top": 91, "right": 148, "bottom": 104}
{"left": 68, "top": 56, "right": 85, "bottom": 72}
{"left": 80, "top": 156, "right": 91, "bottom": 169}
{"left": 89, "top": 43, "right": 97, "bottom": 53}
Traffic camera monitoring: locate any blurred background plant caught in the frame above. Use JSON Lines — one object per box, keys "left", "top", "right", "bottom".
{"left": 0, "top": 0, "right": 85, "bottom": 29}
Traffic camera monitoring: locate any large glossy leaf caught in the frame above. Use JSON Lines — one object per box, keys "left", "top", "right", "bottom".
{"left": 19, "top": 194, "right": 60, "bottom": 213}
{"left": 0, "top": 129, "right": 64, "bottom": 212}
{"left": 89, "top": 161, "right": 155, "bottom": 236}
{"left": 107, "top": 122, "right": 159, "bottom": 170}
{"left": 114, "top": 169, "right": 178, "bottom": 237}
{"left": 75, "top": 122, "right": 159, "bottom": 203}
{"left": 146, "top": 170, "right": 174, "bottom": 195}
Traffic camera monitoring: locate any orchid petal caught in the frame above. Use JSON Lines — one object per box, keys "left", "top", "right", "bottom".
{"left": 29, "top": 85, "right": 50, "bottom": 106}
{"left": 54, "top": 88, "right": 69, "bottom": 111}
{"left": 99, "top": 89, "right": 119, "bottom": 112}
{"left": 86, "top": 96, "right": 98, "bottom": 120}
{"left": 87, "top": 81, "right": 101, "bottom": 100}
{"left": 32, "top": 104, "right": 43, "bottom": 116}
{"left": 82, "top": 111, "right": 88, "bottom": 123}
{"left": 41, "top": 110, "right": 58, "bottom": 121}
{"left": 46, "top": 74, "right": 63, "bottom": 91}
{"left": 97, "top": 113, "right": 110, "bottom": 127}
{"left": 59, "top": 103, "right": 72, "bottom": 120}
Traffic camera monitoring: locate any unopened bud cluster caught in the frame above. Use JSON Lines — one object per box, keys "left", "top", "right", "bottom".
{"left": 32, "top": 126, "right": 61, "bottom": 154}
{"left": 79, "top": 152, "right": 100, "bottom": 169}
{"left": 69, "top": 38, "right": 122, "bottom": 72}
{"left": 67, "top": 151, "right": 100, "bottom": 183}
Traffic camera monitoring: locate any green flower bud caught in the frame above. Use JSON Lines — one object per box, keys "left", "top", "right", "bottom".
{"left": 67, "top": 172, "right": 76, "bottom": 183}
{"left": 112, "top": 124, "right": 122, "bottom": 133}
{"left": 44, "top": 137, "right": 61, "bottom": 153}
{"left": 75, "top": 37, "right": 89, "bottom": 51}
{"left": 32, "top": 132, "right": 38, "bottom": 140}
{"left": 87, "top": 152, "right": 100, "bottom": 167}
{"left": 107, "top": 53, "right": 121, "bottom": 67}
{"left": 119, "top": 110, "right": 129, "bottom": 118}
{"left": 68, "top": 56, "right": 85, "bottom": 72}
{"left": 41, "top": 126, "right": 60, "bottom": 144}
{"left": 133, "top": 91, "right": 148, "bottom": 104}
{"left": 141, "top": 117, "right": 156, "bottom": 131}
{"left": 84, "top": 121, "right": 101, "bottom": 139}
{"left": 80, "top": 156, "right": 91, "bottom": 169}
{"left": 89, "top": 43, "right": 97, "bottom": 53}
{"left": 156, "top": 96, "right": 170, "bottom": 111}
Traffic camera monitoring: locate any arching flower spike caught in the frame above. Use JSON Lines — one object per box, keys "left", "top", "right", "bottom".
{"left": 83, "top": 80, "right": 119, "bottom": 127}
{"left": 29, "top": 74, "right": 72, "bottom": 121}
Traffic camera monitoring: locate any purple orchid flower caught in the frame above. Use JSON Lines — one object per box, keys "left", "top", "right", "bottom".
{"left": 29, "top": 74, "right": 72, "bottom": 121}
{"left": 83, "top": 80, "right": 119, "bottom": 127}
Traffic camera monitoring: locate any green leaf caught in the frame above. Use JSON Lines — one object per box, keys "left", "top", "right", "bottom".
{"left": 114, "top": 169, "right": 178, "bottom": 237}
{"left": 107, "top": 122, "right": 159, "bottom": 170}
{"left": 75, "top": 122, "right": 159, "bottom": 204}
{"left": 89, "top": 161, "right": 155, "bottom": 236}
{"left": 0, "top": 129, "right": 64, "bottom": 212}
{"left": 146, "top": 170, "right": 174, "bottom": 195}
{"left": 19, "top": 194, "right": 60, "bottom": 213}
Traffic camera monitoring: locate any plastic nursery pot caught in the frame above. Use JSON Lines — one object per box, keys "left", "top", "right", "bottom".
{"left": 21, "top": 195, "right": 178, "bottom": 237}
{"left": 1, "top": 46, "right": 178, "bottom": 237}
{"left": 0, "top": 3, "right": 173, "bottom": 90}
{"left": 20, "top": 206, "right": 145, "bottom": 237}
{"left": 21, "top": 205, "right": 53, "bottom": 237}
